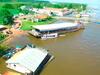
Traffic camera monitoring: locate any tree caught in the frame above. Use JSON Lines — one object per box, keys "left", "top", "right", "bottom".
{"left": 2, "top": 4, "right": 14, "bottom": 9}
{"left": 0, "top": 32, "right": 6, "bottom": 41}
{"left": 0, "top": 44, "right": 9, "bottom": 57}
{"left": 0, "top": 9, "right": 13, "bottom": 25}
{"left": 21, "top": 10, "right": 29, "bottom": 14}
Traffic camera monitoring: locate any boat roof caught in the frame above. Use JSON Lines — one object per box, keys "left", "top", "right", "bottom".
{"left": 6, "top": 47, "right": 48, "bottom": 72}
{"left": 33, "top": 22, "right": 78, "bottom": 31}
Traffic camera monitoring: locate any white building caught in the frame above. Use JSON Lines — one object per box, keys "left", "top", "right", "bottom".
{"left": 37, "top": 8, "right": 73, "bottom": 16}
{"left": 6, "top": 46, "right": 53, "bottom": 75}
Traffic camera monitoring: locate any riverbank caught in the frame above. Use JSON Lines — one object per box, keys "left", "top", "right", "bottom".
{"left": 0, "top": 58, "right": 21, "bottom": 75}
{"left": 2, "top": 28, "right": 29, "bottom": 47}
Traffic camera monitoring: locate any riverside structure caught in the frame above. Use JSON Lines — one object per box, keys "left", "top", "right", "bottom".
{"left": 29, "top": 22, "right": 84, "bottom": 39}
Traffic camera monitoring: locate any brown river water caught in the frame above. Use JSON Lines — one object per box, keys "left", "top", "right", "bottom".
{"left": 0, "top": 21, "right": 100, "bottom": 75}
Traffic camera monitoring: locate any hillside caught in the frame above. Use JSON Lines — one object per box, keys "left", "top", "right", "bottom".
{"left": 0, "top": 0, "right": 35, "bottom": 2}
{"left": 0, "top": 0, "right": 49, "bottom": 2}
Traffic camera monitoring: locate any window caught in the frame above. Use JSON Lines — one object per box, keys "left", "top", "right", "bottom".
{"left": 14, "top": 64, "right": 16, "bottom": 67}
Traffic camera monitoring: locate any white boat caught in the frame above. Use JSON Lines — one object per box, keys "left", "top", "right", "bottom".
{"left": 41, "top": 33, "right": 58, "bottom": 40}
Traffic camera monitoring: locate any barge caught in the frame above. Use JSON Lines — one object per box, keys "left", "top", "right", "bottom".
{"left": 29, "top": 22, "right": 84, "bottom": 39}
{"left": 6, "top": 45, "right": 54, "bottom": 75}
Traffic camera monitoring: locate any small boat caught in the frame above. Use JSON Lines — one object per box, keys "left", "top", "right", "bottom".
{"left": 59, "top": 34, "right": 66, "bottom": 37}
{"left": 41, "top": 33, "right": 58, "bottom": 40}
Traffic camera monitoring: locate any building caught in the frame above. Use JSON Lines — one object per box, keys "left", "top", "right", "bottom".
{"left": 6, "top": 46, "right": 53, "bottom": 75}
{"left": 29, "top": 22, "right": 84, "bottom": 39}
{"left": 33, "top": 14, "right": 49, "bottom": 22}
{"left": 37, "top": 8, "right": 73, "bottom": 16}
{"left": 38, "top": 8, "right": 73, "bottom": 16}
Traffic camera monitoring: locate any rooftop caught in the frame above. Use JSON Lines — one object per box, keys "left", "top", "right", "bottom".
{"left": 6, "top": 46, "right": 48, "bottom": 72}
{"left": 33, "top": 22, "right": 78, "bottom": 31}
{"left": 35, "top": 14, "right": 49, "bottom": 19}
{"left": 44, "top": 8, "right": 68, "bottom": 12}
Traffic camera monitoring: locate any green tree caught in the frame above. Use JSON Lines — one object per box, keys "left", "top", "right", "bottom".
{"left": 2, "top": 4, "right": 14, "bottom": 9}
{"left": 21, "top": 10, "right": 29, "bottom": 14}
{"left": 0, "top": 9, "right": 13, "bottom": 25}
{"left": 0, "top": 44, "right": 9, "bottom": 57}
{"left": 0, "top": 33, "right": 6, "bottom": 41}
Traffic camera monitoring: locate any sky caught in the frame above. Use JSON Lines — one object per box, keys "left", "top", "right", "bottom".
{"left": 45, "top": 0, "right": 100, "bottom": 8}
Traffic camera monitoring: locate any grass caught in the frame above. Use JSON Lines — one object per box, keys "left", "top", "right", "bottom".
{"left": 20, "top": 19, "right": 56, "bottom": 30}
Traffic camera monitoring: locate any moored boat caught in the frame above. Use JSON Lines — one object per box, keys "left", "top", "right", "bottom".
{"left": 29, "top": 22, "right": 84, "bottom": 39}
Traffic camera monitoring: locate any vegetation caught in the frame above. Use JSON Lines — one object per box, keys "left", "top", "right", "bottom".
{"left": 31, "top": 1, "right": 87, "bottom": 11}
{"left": 0, "top": 1, "right": 87, "bottom": 11}
{"left": 0, "top": 32, "right": 7, "bottom": 41}
{"left": 0, "top": 44, "right": 9, "bottom": 57}
{"left": 0, "top": 0, "right": 36, "bottom": 2}
{"left": 0, "top": 3, "right": 22, "bottom": 25}
{"left": 21, "top": 10, "right": 29, "bottom": 15}
{"left": 0, "top": 1, "right": 87, "bottom": 24}
{"left": 21, "top": 18, "right": 56, "bottom": 30}
{"left": 0, "top": 9, "right": 13, "bottom": 25}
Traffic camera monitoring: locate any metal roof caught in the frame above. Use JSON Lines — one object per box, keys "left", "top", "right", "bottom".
{"left": 33, "top": 22, "right": 78, "bottom": 31}
{"left": 6, "top": 47, "right": 48, "bottom": 72}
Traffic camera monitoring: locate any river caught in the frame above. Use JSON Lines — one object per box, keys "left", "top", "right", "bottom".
{"left": 1, "top": 21, "right": 100, "bottom": 75}
{"left": 29, "top": 22, "right": 100, "bottom": 75}
{"left": 0, "top": 17, "right": 100, "bottom": 75}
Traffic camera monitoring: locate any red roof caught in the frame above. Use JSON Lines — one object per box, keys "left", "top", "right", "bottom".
{"left": 35, "top": 14, "right": 48, "bottom": 19}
